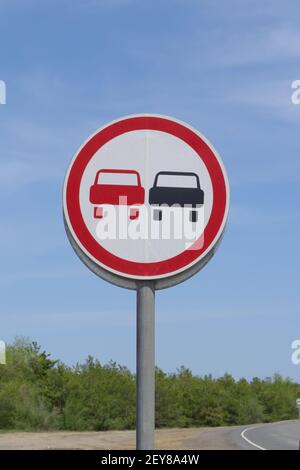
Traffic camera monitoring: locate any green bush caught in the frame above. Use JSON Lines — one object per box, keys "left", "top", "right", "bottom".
{"left": 0, "top": 338, "right": 299, "bottom": 431}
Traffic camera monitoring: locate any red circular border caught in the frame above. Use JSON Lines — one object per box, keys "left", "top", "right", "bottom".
{"left": 65, "top": 116, "right": 228, "bottom": 277}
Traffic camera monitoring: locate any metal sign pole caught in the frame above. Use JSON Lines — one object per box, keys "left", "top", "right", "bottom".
{"left": 136, "top": 282, "right": 155, "bottom": 450}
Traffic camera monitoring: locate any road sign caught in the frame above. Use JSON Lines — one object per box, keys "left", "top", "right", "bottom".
{"left": 63, "top": 114, "right": 229, "bottom": 289}
{"left": 63, "top": 114, "right": 230, "bottom": 450}
{"left": 296, "top": 398, "right": 300, "bottom": 407}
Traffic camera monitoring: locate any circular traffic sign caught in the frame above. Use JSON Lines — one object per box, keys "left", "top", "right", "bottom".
{"left": 63, "top": 114, "right": 230, "bottom": 288}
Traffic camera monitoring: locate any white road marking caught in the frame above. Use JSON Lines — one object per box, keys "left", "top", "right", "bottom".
{"left": 240, "top": 426, "right": 267, "bottom": 450}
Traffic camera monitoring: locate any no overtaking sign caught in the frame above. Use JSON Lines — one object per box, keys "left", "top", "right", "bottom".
{"left": 63, "top": 114, "right": 229, "bottom": 288}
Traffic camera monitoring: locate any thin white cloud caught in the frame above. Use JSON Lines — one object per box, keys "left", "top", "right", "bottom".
{"left": 0, "top": 267, "right": 86, "bottom": 286}
{"left": 230, "top": 203, "right": 300, "bottom": 228}
{"left": 225, "top": 79, "right": 300, "bottom": 123}
{"left": 82, "top": 0, "right": 134, "bottom": 6}
{"left": 219, "top": 27, "right": 300, "bottom": 67}
{"left": 157, "top": 304, "right": 288, "bottom": 322}
{"left": 0, "top": 310, "right": 134, "bottom": 329}
{"left": 228, "top": 80, "right": 290, "bottom": 109}
{"left": 0, "top": 156, "right": 60, "bottom": 189}
{"left": 0, "top": 0, "right": 135, "bottom": 9}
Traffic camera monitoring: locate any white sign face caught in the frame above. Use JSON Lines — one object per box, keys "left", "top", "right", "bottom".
{"left": 63, "top": 115, "right": 229, "bottom": 281}
{"left": 80, "top": 130, "right": 212, "bottom": 263}
{"left": 296, "top": 399, "right": 300, "bottom": 407}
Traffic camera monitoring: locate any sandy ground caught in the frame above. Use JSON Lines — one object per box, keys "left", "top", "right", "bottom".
{"left": 0, "top": 426, "right": 241, "bottom": 450}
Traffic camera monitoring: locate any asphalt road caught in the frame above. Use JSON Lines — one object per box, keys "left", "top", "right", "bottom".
{"left": 235, "top": 420, "right": 300, "bottom": 450}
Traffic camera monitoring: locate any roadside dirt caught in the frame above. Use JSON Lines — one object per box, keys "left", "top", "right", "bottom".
{"left": 0, "top": 426, "right": 241, "bottom": 450}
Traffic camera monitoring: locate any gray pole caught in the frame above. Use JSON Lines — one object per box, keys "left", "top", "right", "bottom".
{"left": 136, "top": 282, "right": 155, "bottom": 450}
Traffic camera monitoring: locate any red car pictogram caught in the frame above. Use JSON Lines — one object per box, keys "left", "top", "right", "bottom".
{"left": 89, "top": 169, "right": 145, "bottom": 220}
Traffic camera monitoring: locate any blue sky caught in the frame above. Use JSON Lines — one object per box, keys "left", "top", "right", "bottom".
{"left": 0, "top": 0, "right": 300, "bottom": 380}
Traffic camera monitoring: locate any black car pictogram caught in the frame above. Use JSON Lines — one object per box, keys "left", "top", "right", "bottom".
{"left": 149, "top": 171, "right": 204, "bottom": 222}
